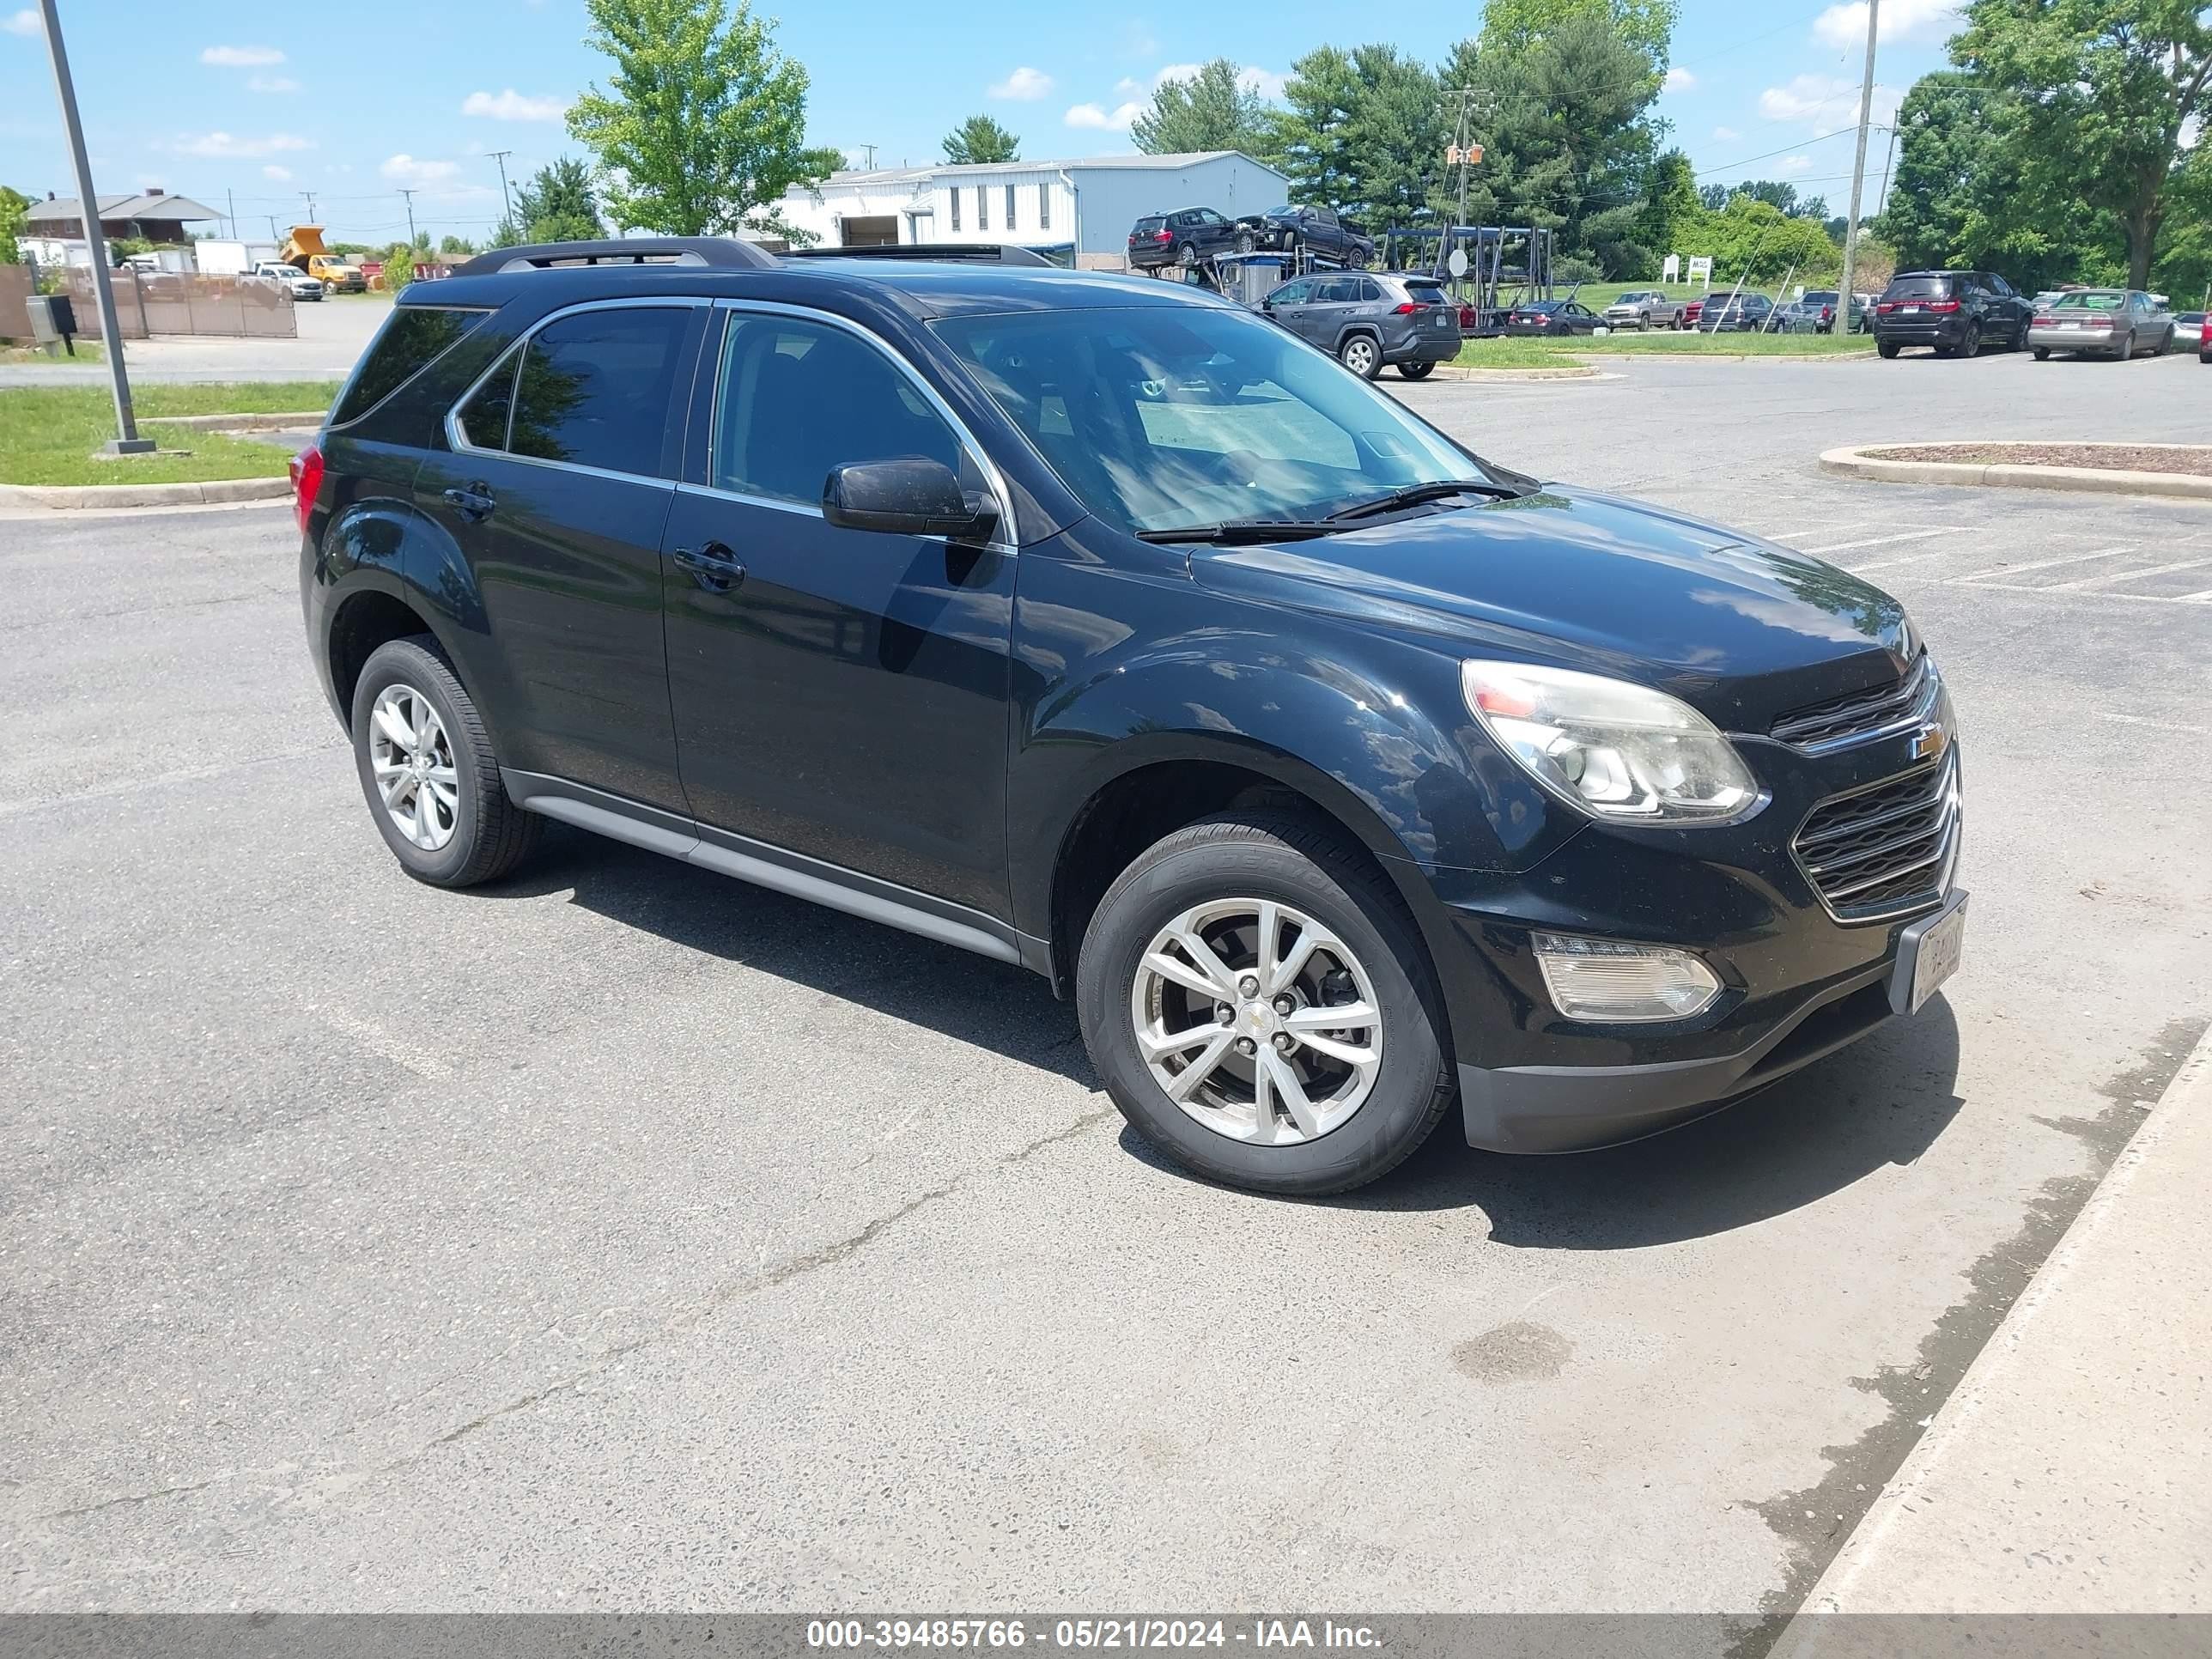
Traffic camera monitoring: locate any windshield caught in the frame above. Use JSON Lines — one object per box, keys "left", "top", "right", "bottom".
{"left": 934, "top": 303, "right": 1485, "bottom": 536}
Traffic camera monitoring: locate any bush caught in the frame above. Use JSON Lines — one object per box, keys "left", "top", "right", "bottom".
{"left": 1554, "top": 255, "right": 1606, "bottom": 285}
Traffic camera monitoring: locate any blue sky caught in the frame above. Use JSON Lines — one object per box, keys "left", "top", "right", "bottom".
{"left": 2, "top": 0, "right": 1962, "bottom": 246}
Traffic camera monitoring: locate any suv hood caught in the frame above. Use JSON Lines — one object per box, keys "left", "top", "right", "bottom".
{"left": 1186, "top": 487, "right": 1912, "bottom": 731}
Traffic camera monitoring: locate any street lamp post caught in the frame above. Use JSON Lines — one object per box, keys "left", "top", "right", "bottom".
{"left": 36, "top": 0, "right": 151, "bottom": 454}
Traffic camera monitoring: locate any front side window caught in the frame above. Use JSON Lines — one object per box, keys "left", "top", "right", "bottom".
{"left": 937, "top": 303, "right": 1480, "bottom": 536}
{"left": 709, "top": 313, "right": 974, "bottom": 509}
{"left": 1268, "top": 279, "right": 1311, "bottom": 306}
{"left": 501, "top": 307, "right": 689, "bottom": 477}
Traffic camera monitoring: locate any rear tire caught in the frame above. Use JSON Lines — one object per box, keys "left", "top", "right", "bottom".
{"left": 2012, "top": 318, "right": 2032, "bottom": 351}
{"left": 1397, "top": 361, "right": 1435, "bottom": 380}
{"left": 2033, "top": 347, "right": 2051, "bottom": 362}
{"left": 2118, "top": 331, "right": 2134, "bottom": 362}
{"left": 1878, "top": 340, "right": 1901, "bottom": 358}
{"left": 1076, "top": 811, "right": 1455, "bottom": 1197}
{"left": 349, "top": 635, "right": 539, "bottom": 888}
{"left": 1956, "top": 328, "right": 1979, "bottom": 359}
{"left": 1339, "top": 333, "right": 1382, "bottom": 379}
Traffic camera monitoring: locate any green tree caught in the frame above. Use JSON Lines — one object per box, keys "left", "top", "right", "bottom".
{"left": 1131, "top": 59, "right": 1271, "bottom": 156}
{"left": 567, "top": 0, "right": 842, "bottom": 237}
{"left": 0, "top": 185, "right": 30, "bottom": 265}
{"left": 1436, "top": 13, "right": 1664, "bottom": 273}
{"left": 1952, "top": 0, "right": 2210, "bottom": 288}
{"left": 501, "top": 156, "right": 604, "bottom": 245}
{"left": 942, "top": 114, "right": 1020, "bottom": 165}
{"left": 379, "top": 240, "right": 417, "bottom": 292}
{"left": 1477, "top": 0, "right": 1680, "bottom": 80}
{"left": 1686, "top": 195, "right": 1843, "bottom": 283}
{"left": 1262, "top": 46, "right": 1441, "bottom": 226}
{"left": 438, "top": 233, "right": 478, "bottom": 256}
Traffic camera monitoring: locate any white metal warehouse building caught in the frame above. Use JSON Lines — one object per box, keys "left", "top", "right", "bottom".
{"left": 778, "top": 151, "right": 1291, "bottom": 269}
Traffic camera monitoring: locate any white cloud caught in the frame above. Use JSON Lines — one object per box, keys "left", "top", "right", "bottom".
{"left": 461, "top": 88, "right": 568, "bottom": 121}
{"left": 381, "top": 153, "right": 460, "bottom": 186}
{"left": 1664, "top": 66, "right": 1695, "bottom": 92}
{"left": 1237, "top": 66, "right": 1287, "bottom": 100}
{"left": 200, "top": 44, "right": 285, "bottom": 66}
{"left": 248, "top": 75, "right": 300, "bottom": 93}
{"left": 1813, "top": 0, "right": 1960, "bottom": 50}
{"left": 167, "top": 131, "right": 312, "bottom": 158}
{"left": 3, "top": 9, "right": 41, "bottom": 36}
{"left": 1775, "top": 154, "right": 1814, "bottom": 176}
{"left": 1759, "top": 72, "right": 1901, "bottom": 128}
{"left": 1154, "top": 62, "right": 1202, "bottom": 85}
{"left": 1712, "top": 125, "right": 1741, "bottom": 142}
{"left": 1066, "top": 100, "right": 1146, "bottom": 131}
{"left": 988, "top": 65, "right": 1054, "bottom": 100}
{"left": 262, "top": 164, "right": 292, "bottom": 181}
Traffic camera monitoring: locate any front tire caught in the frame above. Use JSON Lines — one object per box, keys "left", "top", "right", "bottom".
{"left": 1076, "top": 811, "right": 1455, "bottom": 1196}
{"left": 349, "top": 635, "right": 539, "bottom": 888}
{"left": 1339, "top": 333, "right": 1382, "bottom": 379}
{"left": 2012, "top": 318, "right": 2032, "bottom": 351}
{"left": 1178, "top": 242, "right": 1198, "bottom": 271}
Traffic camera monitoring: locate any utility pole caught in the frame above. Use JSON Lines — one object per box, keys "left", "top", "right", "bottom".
{"left": 226, "top": 186, "right": 236, "bottom": 240}
{"left": 858, "top": 143, "right": 878, "bottom": 170}
{"left": 36, "top": 0, "right": 149, "bottom": 453}
{"left": 487, "top": 149, "right": 514, "bottom": 229}
{"left": 267, "top": 215, "right": 280, "bottom": 240}
{"left": 1836, "top": 0, "right": 1880, "bottom": 319}
{"left": 301, "top": 190, "right": 318, "bottom": 222}
{"left": 1876, "top": 122, "right": 1900, "bottom": 219}
{"left": 399, "top": 187, "right": 418, "bottom": 247}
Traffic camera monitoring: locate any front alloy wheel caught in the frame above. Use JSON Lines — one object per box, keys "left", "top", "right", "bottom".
{"left": 368, "top": 684, "right": 459, "bottom": 851}
{"left": 1131, "top": 898, "right": 1382, "bottom": 1146}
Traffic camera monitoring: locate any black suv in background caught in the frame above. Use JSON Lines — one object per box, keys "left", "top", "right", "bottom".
{"left": 1128, "top": 207, "right": 1249, "bottom": 272}
{"left": 298, "top": 237, "right": 1965, "bottom": 1197}
{"left": 1872, "top": 270, "right": 2035, "bottom": 357}
{"left": 1261, "top": 270, "right": 1462, "bottom": 378}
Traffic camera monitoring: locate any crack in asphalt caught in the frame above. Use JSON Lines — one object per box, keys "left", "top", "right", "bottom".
{"left": 17, "top": 1102, "right": 1122, "bottom": 1530}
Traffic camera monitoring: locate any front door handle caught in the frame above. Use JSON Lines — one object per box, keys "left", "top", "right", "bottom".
{"left": 672, "top": 541, "right": 745, "bottom": 592}
{"left": 442, "top": 483, "right": 496, "bottom": 520}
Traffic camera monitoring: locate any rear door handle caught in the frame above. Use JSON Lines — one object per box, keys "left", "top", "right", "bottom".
{"left": 672, "top": 541, "right": 745, "bottom": 592}
{"left": 442, "top": 483, "right": 496, "bottom": 520}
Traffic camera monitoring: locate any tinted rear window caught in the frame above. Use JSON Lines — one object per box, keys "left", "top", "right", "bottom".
{"left": 1802, "top": 291, "right": 1838, "bottom": 304}
{"left": 1885, "top": 276, "right": 1954, "bottom": 300}
{"left": 333, "top": 306, "right": 489, "bottom": 426}
{"left": 1133, "top": 217, "right": 1164, "bottom": 233}
{"left": 507, "top": 307, "right": 690, "bottom": 477}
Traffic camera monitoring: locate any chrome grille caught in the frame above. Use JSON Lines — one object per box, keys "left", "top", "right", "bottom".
{"left": 1793, "top": 752, "right": 1960, "bottom": 922}
{"left": 1771, "top": 654, "right": 1934, "bottom": 751}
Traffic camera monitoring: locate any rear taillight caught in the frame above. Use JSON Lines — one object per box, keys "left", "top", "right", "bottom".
{"left": 1923, "top": 299, "right": 1960, "bottom": 313}
{"left": 1392, "top": 302, "right": 1419, "bottom": 315}
{"left": 1154, "top": 229, "right": 1170, "bottom": 242}
{"left": 289, "top": 444, "right": 323, "bottom": 536}
{"left": 1875, "top": 301, "right": 1898, "bottom": 313}
{"left": 2032, "top": 315, "right": 2056, "bottom": 326}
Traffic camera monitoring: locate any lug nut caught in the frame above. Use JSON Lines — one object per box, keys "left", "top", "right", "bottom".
{"left": 1237, "top": 975, "right": 1261, "bottom": 998}
{"left": 1273, "top": 994, "right": 1296, "bottom": 1016}
{"left": 1271, "top": 1032, "right": 1292, "bottom": 1052}
{"left": 1235, "top": 1036, "right": 1258, "bottom": 1056}
{"left": 1217, "top": 1003, "right": 1234, "bottom": 1024}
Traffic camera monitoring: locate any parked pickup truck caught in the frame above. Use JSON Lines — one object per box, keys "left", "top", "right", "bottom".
{"left": 1602, "top": 290, "right": 1686, "bottom": 330}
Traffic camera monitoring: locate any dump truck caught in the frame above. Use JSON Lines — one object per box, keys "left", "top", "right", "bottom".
{"left": 280, "top": 225, "right": 367, "bottom": 293}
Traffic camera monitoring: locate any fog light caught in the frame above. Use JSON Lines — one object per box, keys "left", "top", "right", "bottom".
{"left": 1532, "top": 933, "right": 1722, "bottom": 1022}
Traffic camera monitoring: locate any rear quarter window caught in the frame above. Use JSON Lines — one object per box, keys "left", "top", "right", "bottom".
{"left": 332, "top": 306, "right": 491, "bottom": 426}
{"left": 1403, "top": 282, "right": 1448, "bottom": 305}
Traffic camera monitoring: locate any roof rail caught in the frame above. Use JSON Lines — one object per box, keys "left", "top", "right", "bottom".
{"left": 451, "top": 237, "right": 779, "bottom": 276}
{"left": 787, "top": 242, "right": 1057, "bottom": 268}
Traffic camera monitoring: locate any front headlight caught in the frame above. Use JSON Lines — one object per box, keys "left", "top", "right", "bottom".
{"left": 1462, "top": 659, "right": 1760, "bottom": 823}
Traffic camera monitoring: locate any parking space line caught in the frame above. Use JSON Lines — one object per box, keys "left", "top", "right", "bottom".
{"left": 1850, "top": 549, "right": 1955, "bottom": 574}
{"left": 2044, "top": 556, "right": 2212, "bottom": 592}
{"left": 1799, "top": 529, "right": 1947, "bottom": 556}
{"left": 1950, "top": 545, "right": 2134, "bottom": 584}
{"left": 1942, "top": 580, "right": 2211, "bottom": 606}
{"left": 2173, "top": 588, "right": 2212, "bottom": 604}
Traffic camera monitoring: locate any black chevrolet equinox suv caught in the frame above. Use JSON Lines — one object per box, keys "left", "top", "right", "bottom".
{"left": 299, "top": 236, "right": 1966, "bottom": 1196}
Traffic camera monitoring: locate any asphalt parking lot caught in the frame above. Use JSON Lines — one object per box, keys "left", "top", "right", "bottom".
{"left": 4, "top": 349, "right": 2209, "bottom": 1626}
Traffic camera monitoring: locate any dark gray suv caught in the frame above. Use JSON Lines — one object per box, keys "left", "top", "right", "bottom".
{"left": 1261, "top": 271, "right": 1463, "bottom": 380}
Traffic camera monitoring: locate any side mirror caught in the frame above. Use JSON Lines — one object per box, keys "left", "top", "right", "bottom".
{"left": 822, "top": 459, "right": 1000, "bottom": 543}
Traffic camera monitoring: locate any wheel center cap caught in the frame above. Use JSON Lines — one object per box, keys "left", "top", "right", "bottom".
{"left": 1241, "top": 1000, "right": 1278, "bottom": 1036}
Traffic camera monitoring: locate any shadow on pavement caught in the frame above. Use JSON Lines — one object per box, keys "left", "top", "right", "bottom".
{"left": 482, "top": 825, "right": 1964, "bottom": 1249}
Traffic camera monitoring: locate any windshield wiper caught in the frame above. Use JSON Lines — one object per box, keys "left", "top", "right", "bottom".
{"left": 1133, "top": 520, "right": 1353, "bottom": 545}
{"left": 1325, "top": 478, "right": 1528, "bottom": 520}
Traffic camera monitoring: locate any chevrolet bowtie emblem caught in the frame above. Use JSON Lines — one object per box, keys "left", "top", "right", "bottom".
{"left": 1911, "top": 721, "right": 1950, "bottom": 763}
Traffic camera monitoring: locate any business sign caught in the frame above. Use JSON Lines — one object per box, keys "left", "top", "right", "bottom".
{"left": 1686, "top": 254, "right": 1713, "bottom": 289}
{"left": 1662, "top": 253, "right": 1680, "bottom": 283}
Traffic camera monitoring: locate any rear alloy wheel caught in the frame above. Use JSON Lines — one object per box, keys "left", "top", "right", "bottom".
{"left": 2156, "top": 327, "right": 2174, "bottom": 356}
{"left": 1956, "top": 327, "right": 1979, "bottom": 359}
{"left": 1077, "top": 811, "right": 1455, "bottom": 1196}
{"left": 1397, "top": 361, "right": 1435, "bottom": 380}
{"left": 350, "top": 635, "right": 539, "bottom": 888}
{"left": 1340, "top": 334, "right": 1382, "bottom": 379}
{"left": 2118, "top": 331, "right": 2134, "bottom": 362}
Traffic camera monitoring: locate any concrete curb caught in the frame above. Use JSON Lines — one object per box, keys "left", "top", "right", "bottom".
{"left": 1431, "top": 364, "right": 1598, "bottom": 381}
{"left": 1822, "top": 442, "right": 2212, "bottom": 501}
{"left": 0, "top": 476, "right": 290, "bottom": 510}
{"left": 143, "top": 410, "right": 326, "bottom": 431}
{"left": 1775, "top": 1019, "right": 2212, "bottom": 1641}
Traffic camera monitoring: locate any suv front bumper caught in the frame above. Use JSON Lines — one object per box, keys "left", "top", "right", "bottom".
{"left": 1405, "top": 719, "right": 1965, "bottom": 1154}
